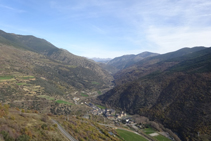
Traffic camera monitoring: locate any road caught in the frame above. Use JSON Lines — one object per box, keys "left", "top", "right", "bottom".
{"left": 51, "top": 119, "right": 78, "bottom": 141}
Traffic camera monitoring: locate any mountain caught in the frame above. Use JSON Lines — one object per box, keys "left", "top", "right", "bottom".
{"left": 90, "top": 57, "right": 112, "bottom": 63}
{"left": 104, "top": 52, "right": 159, "bottom": 74}
{"left": 114, "top": 47, "right": 206, "bottom": 85}
{"left": 98, "top": 47, "right": 211, "bottom": 141}
{"left": 0, "top": 29, "right": 115, "bottom": 117}
{"left": 0, "top": 29, "right": 113, "bottom": 90}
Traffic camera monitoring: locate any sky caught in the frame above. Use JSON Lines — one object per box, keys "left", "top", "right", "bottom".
{"left": 0, "top": 0, "right": 211, "bottom": 58}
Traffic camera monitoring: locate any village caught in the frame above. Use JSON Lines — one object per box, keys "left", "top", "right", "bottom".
{"left": 85, "top": 102, "right": 136, "bottom": 124}
{"left": 72, "top": 96, "right": 136, "bottom": 124}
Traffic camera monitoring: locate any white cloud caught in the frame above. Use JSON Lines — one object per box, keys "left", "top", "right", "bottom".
{"left": 146, "top": 26, "right": 211, "bottom": 53}
{"left": 66, "top": 42, "right": 145, "bottom": 58}
{"left": 0, "top": 4, "right": 25, "bottom": 13}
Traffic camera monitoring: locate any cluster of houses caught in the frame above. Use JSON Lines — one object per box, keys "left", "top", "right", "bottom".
{"left": 86, "top": 102, "right": 127, "bottom": 120}
{"left": 73, "top": 97, "right": 80, "bottom": 104}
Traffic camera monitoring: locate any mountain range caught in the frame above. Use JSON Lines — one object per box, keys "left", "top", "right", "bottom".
{"left": 96, "top": 52, "right": 159, "bottom": 75}
{"left": 98, "top": 47, "right": 211, "bottom": 141}
{"left": 1, "top": 29, "right": 211, "bottom": 141}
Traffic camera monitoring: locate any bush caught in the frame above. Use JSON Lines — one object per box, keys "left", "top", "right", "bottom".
{"left": 16, "top": 135, "right": 30, "bottom": 141}
{"left": 41, "top": 124, "right": 48, "bottom": 130}
{"left": 0, "top": 131, "right": 14, "bottom": 141}
{"left": 0, "top": 103, "right": 9, "bottom": 117}
{"left": 10, "top": 116, "right": 15, "bottom": 120}
{"left": 41, "top": 116, "right": 49, "bottom": 122}
{"left": 53, "top": 124, "right": 57, "bottom": 128}
{"left": 34, "top": 110, "right": 38, "bottom": 113}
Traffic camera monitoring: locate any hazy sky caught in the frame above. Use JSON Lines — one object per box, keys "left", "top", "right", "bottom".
{"left": 0, "top": 0, "right": 211, "bottom": 58}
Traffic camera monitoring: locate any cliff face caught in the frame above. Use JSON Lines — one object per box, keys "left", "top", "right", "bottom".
{"left": 99, "top": 47, "right": 211, "bottom": 141}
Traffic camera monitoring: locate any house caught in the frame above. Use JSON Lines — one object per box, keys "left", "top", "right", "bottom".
{"left": 107, "top": 115, "right": 115, "bottom": 120}
{"left": 73, "top": 97, "right": 79, "bottom": 101}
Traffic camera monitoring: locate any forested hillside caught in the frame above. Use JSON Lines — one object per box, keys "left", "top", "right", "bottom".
{"left": 99, "top": 47, "right": 211, "bottom": 141}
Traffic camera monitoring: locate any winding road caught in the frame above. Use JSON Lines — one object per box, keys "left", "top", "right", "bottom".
{"left": 51, "top": 119, "right": 78, "bottom": 141}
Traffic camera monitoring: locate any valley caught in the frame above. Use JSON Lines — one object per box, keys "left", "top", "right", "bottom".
{"left": 0, "top": 29, "right": 211, "bottom": 141}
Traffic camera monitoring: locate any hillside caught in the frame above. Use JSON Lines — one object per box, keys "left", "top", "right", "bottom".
{"left": 98, "top": 47, "right": 211, "bottom": 141}
{"left": 0, "top": 29, "right": 114, "bottom": 118}
{"left": 113, "top": 47, "right": 206, "bottom": 85}
{"left": 104, "top": 52, "right": 159, "bottom": 74}
{"left": 0, "top": 103, "right": 122, "bottom": 141}
{"left": 0, "top": 29, "right": 113, "bottom": 90}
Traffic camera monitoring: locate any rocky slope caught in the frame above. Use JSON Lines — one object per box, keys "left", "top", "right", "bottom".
{"left": 99, "top": 47, "right": 211, "bottom": 141}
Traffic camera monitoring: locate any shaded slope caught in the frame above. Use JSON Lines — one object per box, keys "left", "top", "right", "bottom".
{"left": 114, "top": 47, "right": 206, "bottom": 85}
{"left": 99, "top": 47, "right": 211, "bottom": 141}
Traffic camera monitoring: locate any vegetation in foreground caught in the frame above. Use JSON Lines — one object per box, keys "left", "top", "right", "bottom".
{"left": 0, "top": 103, "right": 65, "bottom": 141}
{"left": 0, "top": 103, "right": 127, "bottom": 141}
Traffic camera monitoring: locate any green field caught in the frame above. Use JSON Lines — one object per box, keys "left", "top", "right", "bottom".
{"left": 143, "top": 127, "right": 171, "bottom": 141}
{"left": 0, "top": 76, "right": 13, "bottom": 80}
{"left": 98, "top": 91, "right": 102, "bottom": 95}
{"left": 92, "top": 81, "right": 99, "bottom": 85}
{"left": 80, "top": 93, "right": 89, "bottom": 97}
{"left": 55, "top": 100, "right": 72, "bottom": 105}
{"left": 154, "top": 135, "right": 172, "bottom": 141}
{"left": 21, "top": 76, "right": 35, "bottom": 79}
{"left": 96, "top": 105, "right": 106, "bottom": 109}
{"left": 37, "top": 95, "right": 55, "bottom": 100}
{"left": 16, "top": 83, "right": 27, "bottom": 86}
{"left": 143, "top": 127, "right": 157, "bottom": 134}
{"left": 116, "top": 129, "right": 148, "bottom": 141}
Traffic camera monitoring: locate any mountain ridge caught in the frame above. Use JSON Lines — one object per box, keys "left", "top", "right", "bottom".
{"left": 0, "top": 29, "right": 113, "bottom": 90}
{"left": 99, "top": 47, "right": 211, "bottom": 141}
{"left": 99, "top": 51, "right": 159, "bottom": 75}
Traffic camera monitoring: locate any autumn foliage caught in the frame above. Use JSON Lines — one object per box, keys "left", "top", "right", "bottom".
{"left": 0, "top": 103, "right": 9, "bottom": 118}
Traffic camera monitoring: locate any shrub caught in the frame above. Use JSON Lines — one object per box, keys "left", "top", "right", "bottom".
{"left": 41, "top": 116, "right": 49, "bottom": 122}
{"left": 34, "top": 110, "right": 38, "bottom": 113}
{"left": 0, "top": 103, "right": 9, "bottom": 117}
{"left": 26, "top": 110, "right": 31, "bottom": 113}
{"left": 10, "top": 116, "right": 15, "bottom": 120}
{"left": 0, "top": 131, "right": 14, "bottom": 141}
{"left": 16, "top": 135, "right": 30, "bottom": 141}
{"left": 41, "top": 124, "right": 48, "bottom": 130}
